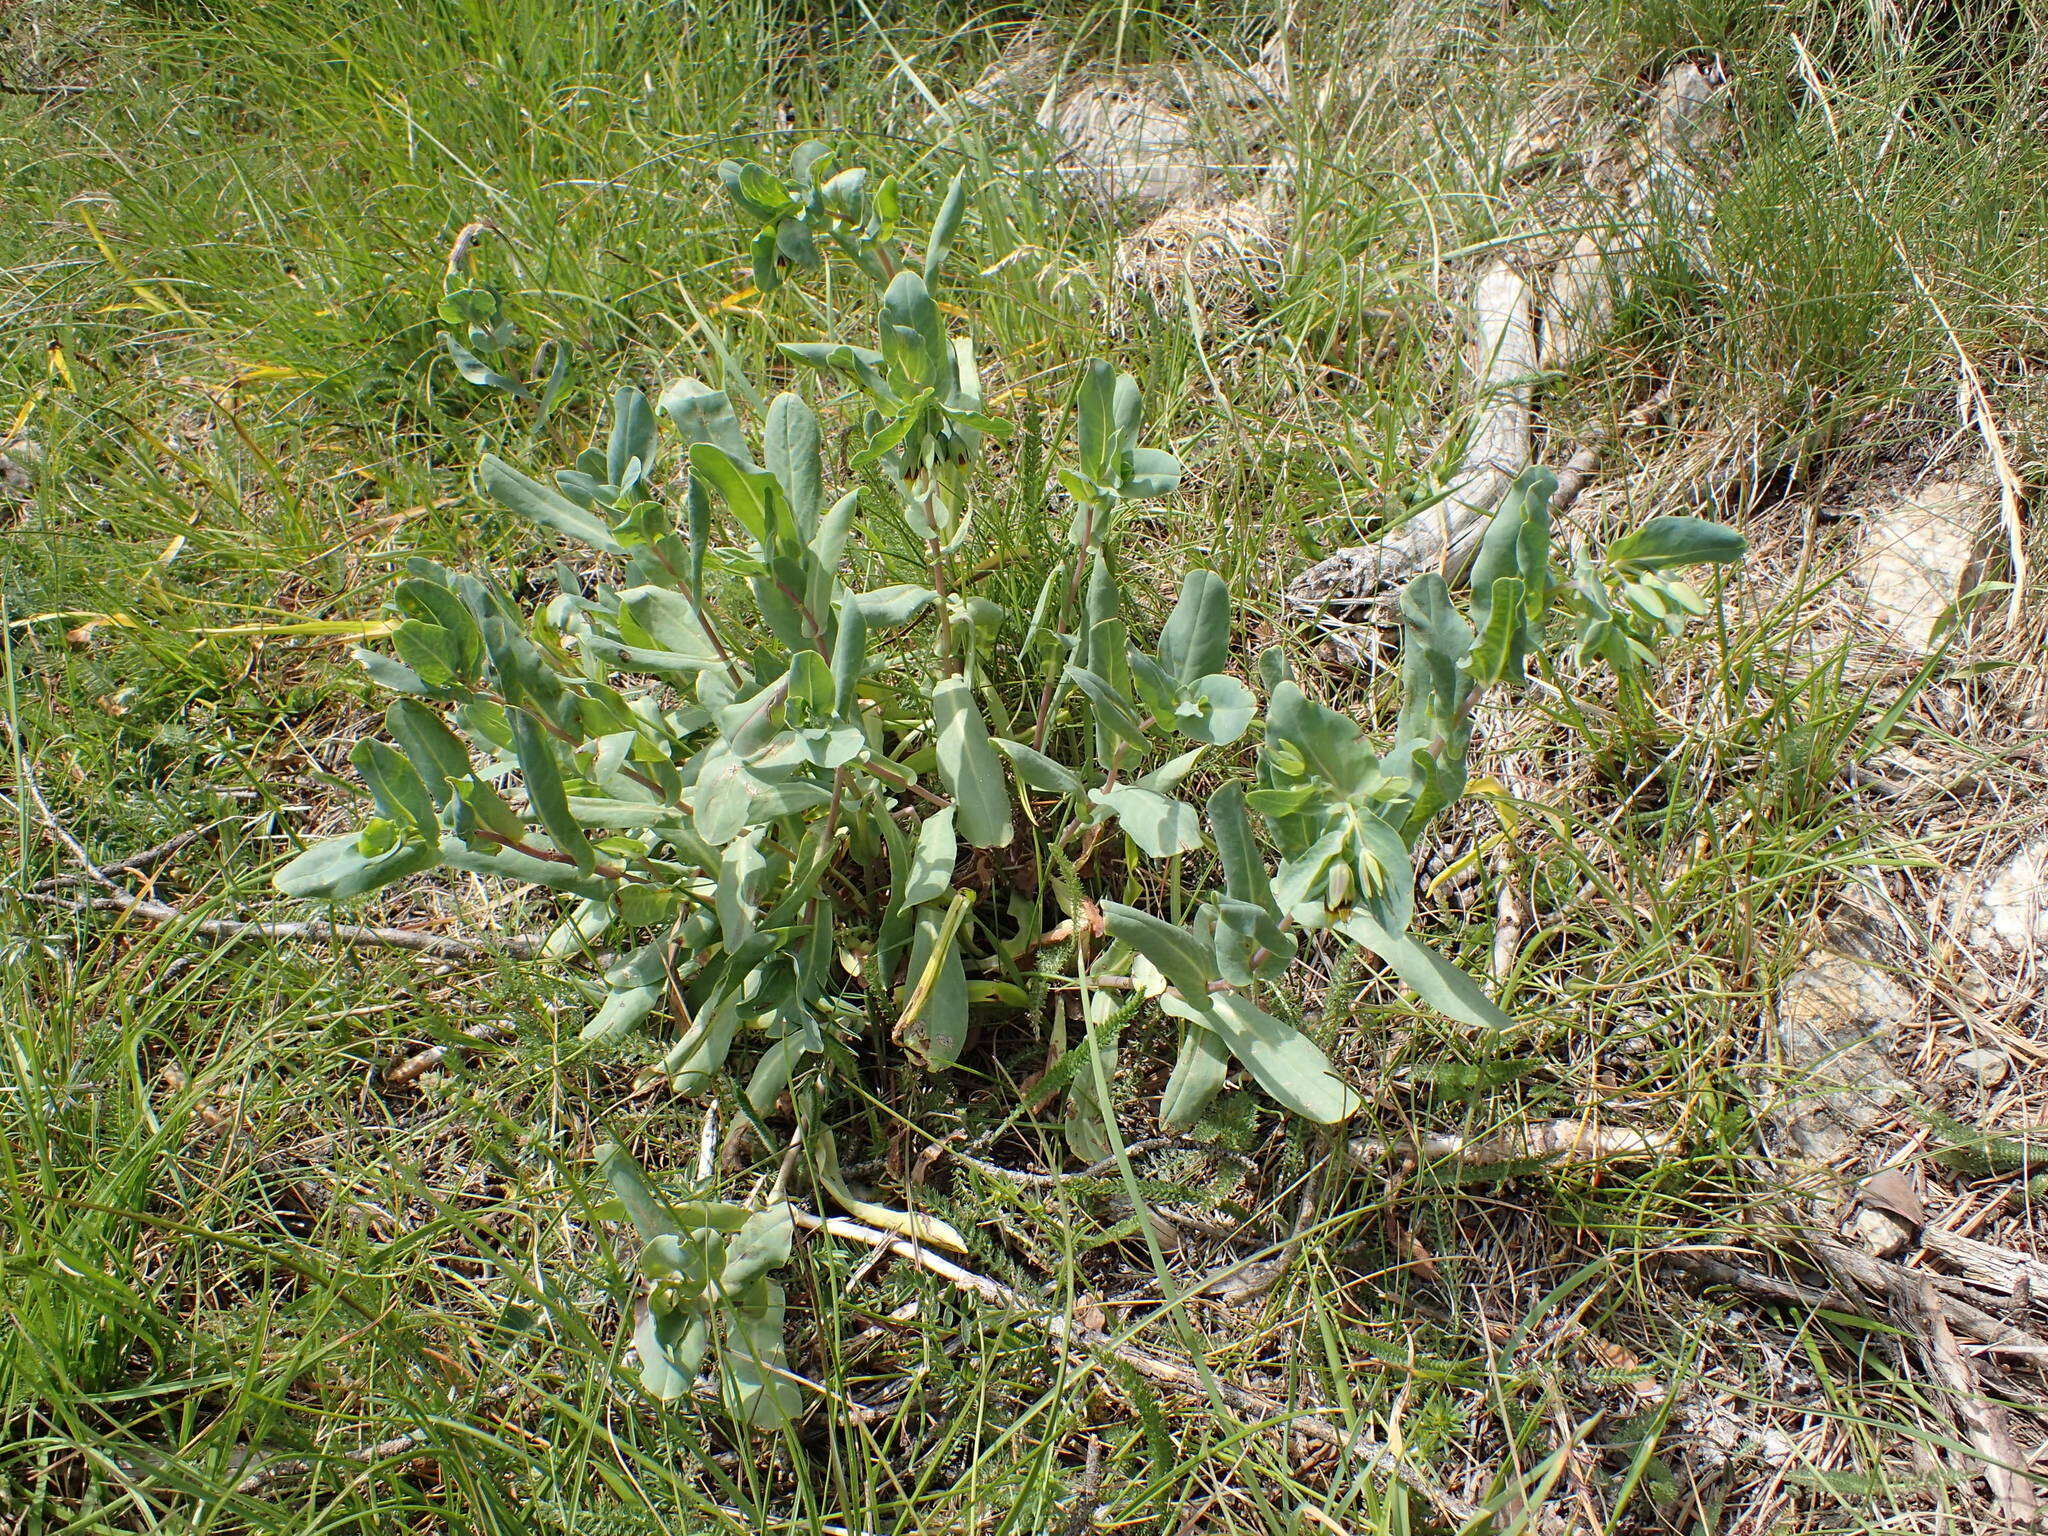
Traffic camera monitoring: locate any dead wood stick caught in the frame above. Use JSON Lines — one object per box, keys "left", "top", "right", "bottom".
{"left": 11, "top": 744, "right": 543, "bottom": 964}
{"left": 108, "top": 1382, "right": 522, "bottom": 1497}
{"left": 28, "top": 822, "right": 221, "bottom": 893}
{"left": 952, "top": 1136, "right": 1253, "bottom": 1188}
{"left": 1659, "top": 1249, "right": 1841, "bottom": 1309}
{"left": 28, "top": 887, "right": 544, "bottom": 963}
{"left": 1286, "top": 259, "right": 1536, "bottom": 617}
{"left": 1915, "top": 1280, "right": 2040, "bottom": 1523}
{"left": 1922, "top": 1226, "right": 2048, "bottom": 1307}
{"left": 1351, "top": 1118, "right": 1678, "bottom": 1169}
{"left": 1548, "top": 386, "right": 1676, "bottom": 518}
{"left": 385, "top": 1022, "right": 512, "bottom": 1086}
{"left": 1667, "top": 1241, "right": 2048, "bottom": 1361}
{"left": 790, "top": 1208, "right": 1486, "bottom": 1527}
{"left": 1540, "top": 62, "right": 1727, "bottom": 373}
{"left": 1808, "top": 1236, "right": 2048, "bottom": 1361}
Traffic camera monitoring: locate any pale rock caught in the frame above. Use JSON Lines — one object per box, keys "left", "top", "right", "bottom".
{"left": 1845, "top": 1168, "right": 1922, "bottom": 1258}
{"left": 1959, "top": 839, "right": 2048, "bottom": 957}
{"left": 1855, "top": 479, "right": 1990, "bottom": 653}
{"left": 1766, "top": 953, "right": 1915, "bottom": 1165}
{"left": 1047, "top": 82, "right": 1211, "bottom": 206}
{"left": 1955, "top": 1047, "right": 2011, "bottom": 1087}
{"left": 1753, "top": 1428, "right": 1798, "bottom": 1467}
{"left": 1113, "top": 196, "right": 1282, "bottom": 313}
{"left": 1846, "top": 1204, "right": 1915, "bottom": 1258}
{"left": 937, "top": 28, "right": 1063, "bottom": 121}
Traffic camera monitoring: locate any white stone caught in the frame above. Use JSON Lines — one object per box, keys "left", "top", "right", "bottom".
{"left": 1855, "top": 480, "right": 1989, "bottom": 654}
{"left": 1955, "top": 1047, "right": 2011, "bottom": 1087}
{"left": 1963, "top": 839, "right": 2048, "bottom": 956}
{"left": 1767, "top": 953, "right": 1915, "bottom": 1165}
{"left": 1846, "top": 1204, "right": 1914, "bottom": 1258}
{"left": 1048, "top": 82, "right": 1211, "bottom": 206}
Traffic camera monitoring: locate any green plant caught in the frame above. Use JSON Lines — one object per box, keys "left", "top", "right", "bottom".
{"left": 273, "top": 144, "right": 1745, "bottom": 1428}
{"left": 716, "top": 140, "right": 962, "bottom": 293}
{"left": 435, "top": 222, "right": 571, "bottom": 428}
{"left": 596, "top": 1144, "right": 803, "bottom": 1429}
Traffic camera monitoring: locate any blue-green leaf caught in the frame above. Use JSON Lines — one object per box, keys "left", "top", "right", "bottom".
{"left": 879, "top": 270, "right": 950, "bottom": 391}
{"left": 1194, "top": 992, "right": 1358, "bottom": 1124}
{"left": 659, "top": 379, "right": 755, "bottom": 466}
{"left": 1209, "top": 784, "right": 1276, "bottom": 912}
{"left": 852, "top": 584, "right": 937, "bottom": 627}
{"left": 1607, "top": 515, "right": 1748, "bottom": 571}
{"left": 1465, "top": 575, "right": 1528, "bottom": 687}
{"left": 1338, "top": 912, "right": 1513, "bottom": 1031}
{"left": 901, "top": 904, "right": 970, "bottom": 1068}
{"left": 923, "top": 172, "right": 968, "bottom": 286}
{"left": 607, "top": 387, "right": 658, "bottom": 488}
{"left": 1158, "top": 1024, "right": 1232, "bottom": 1134}
{"left": 994, "top": 738, "right": 1084, "bottom": 797}
{"left": 510, "top": 710, "right": 596, "bottom": 873}
{"left": 932, "top": 677, "right": 1012, "bottom": 849}
{"left": 351, "top": 738, "right": 438, "bottom": 836}
{"left": 480, "top": 455, "right": 621, "bottom": 553}
{"left": 1092, "top": 785, "right": 1203, "bottom": 859}
{"left": 273, "top": 833, "right": 438, "bottom": 900}
{"left": 1099, "top": 900, "right": 1213, "bottom": 998}
{"left": 1157, "top": 570, "right": 1232, "bottom": 684}
{"left": 441, "top": 333, "right": 530, "bottom": 398}
{"left": 763, "top": 392, "right": 823, "bottom": 536}
{"left": 633, "top": 1305, "right": 708, "bottom": 1402}
{"left": 901, "top": 807, "right": 956, "bottom": 906}
{"left": 720, "top": 1280, "right": 806, "bottom": 1429}
{"left": 596, "top": 1140, "right": 679, "bottom": 1240}
{"left": 1175, "top": 673, "right": 1256, "bottom": 745}
{"left": 384, "top": 701, "right": 469, "bottom": 809}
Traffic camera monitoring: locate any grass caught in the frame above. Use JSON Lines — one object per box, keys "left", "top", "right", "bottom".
{"left": 5, "top": 0, "right": 2048, "bottom": 1531}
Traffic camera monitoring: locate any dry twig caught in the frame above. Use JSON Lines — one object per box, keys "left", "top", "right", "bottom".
{"left": 790, "top": 1207, "right": 1486, "bottom": 1527}
{"left": 10, "top": 742, "right": 543, "bottom": 964}
{"left": 1915, "top": 1280, "right": 2040, "bottom": 1522}
{"left": 29, "top": 887, "right": 544, "bottom": 963}
{"left": 1351, "top": 1118, "right": 1678, "bottom": 1169}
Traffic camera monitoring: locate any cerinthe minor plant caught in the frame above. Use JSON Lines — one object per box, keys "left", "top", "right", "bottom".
{"left": 276, "top": 140, "right": 1745, "bottom": 1427}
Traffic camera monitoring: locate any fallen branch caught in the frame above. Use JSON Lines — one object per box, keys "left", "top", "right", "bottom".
{"left": 1808, "top": 1235, "right": 2048, "bottom": 1361}
{"left": 28, "top": 822, "right": 221, "bottom": 894}
{"left": 1541, "top": 62, "right": 1728, "bottom": 372}
{"left": 1547, "top": 385, "right": 1675, "bottom": 518}
{"left": 1921, "top": 1226, "right": 2048, "bottom": 1306}
{"left": 1352, "top": 1118, "right": 1679, "bottom": 1169}
{"left": 1658, "top": 1248, "right": 1839, "bottom": 1309}
{"left": 1287, "top": 259, "right": 1536, "bottom": 619}
{"left": 1914, "top": 1280, "right": 2040, "bottom": 1523}
{"left": 110, "top": 1383, "right": 521, "bottom": 1497}
{"left": 1663, "top": 1242, "right": 2048, "bottom": 1361}
{"left": 10, "top": 733, "right": 546, "bottom": 964}
{"left": 952, "top": 1135, "right": 1253, "bottom": 1188}
{"left": 1284, "top": 59, "right": 1729, "bottom": 638}
{"left": 790, "top": 1207, "right": 1485, "bottom": 1527}
{"left": 385, "top": 1022, "right": 512, "bottom": 1086}
{"left": 28, "top": 887, "right": 545, "bottom": 963}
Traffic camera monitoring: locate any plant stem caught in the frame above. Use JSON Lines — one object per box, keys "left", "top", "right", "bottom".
{"left": 1029, "top": 494, "right": 1104, "bottom": 752}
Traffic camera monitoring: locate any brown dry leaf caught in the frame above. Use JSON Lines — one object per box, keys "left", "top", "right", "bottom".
{"left": 1855, "top": 1169, "right": 1926, "bottom": 1229}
